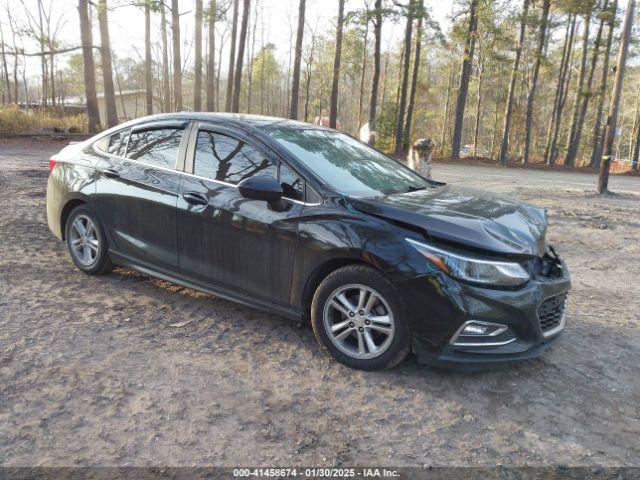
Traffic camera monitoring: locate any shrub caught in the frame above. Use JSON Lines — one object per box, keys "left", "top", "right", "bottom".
{"left": 0, "top": 105, "right": 88, "bottom": 134}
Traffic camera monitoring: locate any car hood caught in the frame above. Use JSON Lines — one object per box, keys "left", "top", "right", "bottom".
{"left": 348, "top": 185, "right": 548, "bottom": 256}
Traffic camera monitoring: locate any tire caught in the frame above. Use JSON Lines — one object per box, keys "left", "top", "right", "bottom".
{"left": 311, "top": 265, "right": 410, "bottom": 370}
{"left": 65, "top": 205, "right": 113, "bottom": 275}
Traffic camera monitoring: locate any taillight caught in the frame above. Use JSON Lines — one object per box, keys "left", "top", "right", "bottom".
{"left": 49, "top": 156, "right": 58, "bottom": 171}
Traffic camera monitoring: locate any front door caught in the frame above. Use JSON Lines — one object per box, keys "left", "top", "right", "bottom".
{"left": 93, "top": 122, "right": 189, "bottom": 271}
{"left": 176, "top": 125, "right": 304, "bottom": 306}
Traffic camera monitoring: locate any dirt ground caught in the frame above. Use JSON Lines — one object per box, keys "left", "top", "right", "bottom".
{"left": 1, "top": 137, "right": 639, "bottom": 467}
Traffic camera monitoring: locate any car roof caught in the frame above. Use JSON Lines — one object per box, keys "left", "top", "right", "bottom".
{"left": 125, "top": 112, "right": 328, "bottom": 134}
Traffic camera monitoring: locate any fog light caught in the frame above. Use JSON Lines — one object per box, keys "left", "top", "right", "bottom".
{"left": 450, "top": 320, "right": 514, "bottom": 347}
{"left": 462, "top": 324, "right": 490, "bottom": 335}
{"left": 460, "top": 321, "right": 507, "bottom": 336}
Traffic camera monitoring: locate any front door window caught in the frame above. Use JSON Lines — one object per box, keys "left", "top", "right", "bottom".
{"left": 193, "top": 131, "right": 276, "bottom": 183}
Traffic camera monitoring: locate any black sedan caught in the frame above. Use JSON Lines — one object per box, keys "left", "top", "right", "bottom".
{"left": 47, "top": 113, "right": 571, "bottom": 370}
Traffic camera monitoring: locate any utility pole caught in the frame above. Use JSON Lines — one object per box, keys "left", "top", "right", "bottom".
{"left": 598, "top": 0, "right": 636, "bottom": 194}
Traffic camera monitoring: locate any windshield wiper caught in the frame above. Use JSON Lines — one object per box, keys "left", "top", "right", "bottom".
{"left": 404, "top": 186, "right": 426, "bottom": 193}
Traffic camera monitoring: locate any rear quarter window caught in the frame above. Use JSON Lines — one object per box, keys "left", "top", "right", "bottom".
{"left": 94, "top": 129, "right": 129, "bottom": 157}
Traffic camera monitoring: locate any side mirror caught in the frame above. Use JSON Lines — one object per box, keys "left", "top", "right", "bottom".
{"left": 237, "top": 175, "right": 283, "bottom": 202}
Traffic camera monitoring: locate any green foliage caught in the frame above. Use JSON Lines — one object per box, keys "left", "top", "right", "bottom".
{"left": 249, "top": 44, "right": 282, "bottom": 114}
{"left": 376, "top": 100, "right": 398, "bottom": 152}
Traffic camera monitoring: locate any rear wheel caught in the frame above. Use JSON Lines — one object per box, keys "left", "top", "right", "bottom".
{"left": 311, "top": 265, "right": 410, "bottom": 370}
{"left": 65, "top": 205, "right": 113, "bottom": 275}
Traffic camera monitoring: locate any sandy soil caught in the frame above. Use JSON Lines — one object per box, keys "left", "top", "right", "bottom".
{"left": 0, "top": 137, "right": 639, "bottom": 467}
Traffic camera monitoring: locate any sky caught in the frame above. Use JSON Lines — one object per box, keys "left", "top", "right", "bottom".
{"left": 8, "top": 0, "right": 454, "bottom": 81}
{"left": 108, "top": 0, "right": 453, "bottom": 64}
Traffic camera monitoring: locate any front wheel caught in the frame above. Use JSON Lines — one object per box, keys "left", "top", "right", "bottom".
{"left": 311, "top": 265, "right": 410, "bottom": 370}
{"left": 65, "top": 205, "right": 113, "bottom": 275}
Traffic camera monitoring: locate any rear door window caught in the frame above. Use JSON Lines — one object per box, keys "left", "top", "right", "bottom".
{"left": 126, "top": 128, "right": 183, "bottom": 169}
{"left": 193, "top": 130, "right": 276, "bottom": 184}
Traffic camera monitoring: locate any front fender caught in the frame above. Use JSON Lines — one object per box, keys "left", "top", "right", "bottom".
{"left": 290, "top": 201, "right": 430, "bottom": 309}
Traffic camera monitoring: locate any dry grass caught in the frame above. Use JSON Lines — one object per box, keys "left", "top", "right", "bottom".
{"left": 0, "top": 105, "right": 87, "bottom": 134}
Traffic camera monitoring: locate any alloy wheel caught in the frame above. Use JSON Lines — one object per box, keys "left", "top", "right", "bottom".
{"left": 322, "top": 284, "right": 396, "bottom": 360}
{"left": 69, "top": 214, "right": 99, "bottom": 267}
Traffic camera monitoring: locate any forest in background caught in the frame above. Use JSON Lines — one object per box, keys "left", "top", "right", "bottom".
{"left": 0, "top": 0, "right": 638, "bottom": 192}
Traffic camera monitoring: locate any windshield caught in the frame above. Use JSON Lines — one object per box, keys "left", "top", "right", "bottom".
{"left": 267, "top": 128, "right": 432, "bottom": 197}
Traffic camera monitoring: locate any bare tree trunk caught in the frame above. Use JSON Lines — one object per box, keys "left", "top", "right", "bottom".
{"left": 565, "top": 2, "right": 606, "bottom": 166}
{"left": 329, "top": 0, "right": 345, "bottom": 129}
{"left": 161, "top": 3, "right": 171, "bottom": 112}
{"left": 546, "top": 13, "right": 577, "bottom": 165}
{"left": 259, "top": 14, "right": 265, "bottom": 115}
{"left": 143, "top": 2, "right": 153, "bottom": 115}
{"left": 473, "top": 59, "right": 483, "bottom": 156}
{"left": 225, "top": 0, "right": 239, "bottom": 112}
{"left": 544, "top": 14, "right": 573, "bottom": 163}
{"left": 403, "top": 0, "right": 422, "bottom": 151}
{"left": 631, "top": 89, "right": 640, "bottom": 169}
{"left": 43, "top": 4, "right": 53, "bottom": 107}
{"left": 216, "top": 26, "right": 226, "bottom": 110}
{"left": 598, "top": 0, "right": 635, "bottom": 193}
{"left": 37, "top": 0, "right": 47, "bottom": 107}
{"left": 231, "top": 0, "right": 250, "bottom": 112}
{"left": 357, "top": 20, "right": 369, "bottom": 131}
{"left": 440, "top": 61, "right": 454, "bottom": 154}
{"left": 9, "top": 10, "right": 17, "bottom": 104}
{"left": 112, "top": 57, "right": 127, "bottom": 118}
{"left": 12, "top": 50, "right": 18, "bottom": 104}
{"left": 564, "top": 6, "right": 592, "bottom": 165}
{"left": 206, "top": 0, "right": 216, "bottom": 111}
{"left": 303, "top": 28, "right": 317, "bottom": 123}
{"left": 591, "top": 0, "right": 616, "bottom": 167}
{"left": 451, "top": 0, "right": 478, "bottom": 159}
{"left": 289, "top": 0, "right": 305, "bottom": 119}
{"left": 379, "top": 52, "right": 389, "bottom": 128}
{"left": 490, "top": 93, "right": 502, "bottom": 158}
{"left": 57, "top": 70, "right": 63, "bottom": 106}
{"left": 366, "top": 0, "right": 382, "bottom": 145}
{"left": 97, "top": 0, "right": 118, "bottom": 126}
{"left": 49, "top": 15, "right": 55, "bottom": 108}
{"left": 193, "top": 0, "right": 203, "bottom": 111}
{"left": 0, "top": 22, "right": 11, "bottom": 104}
{"left": 628, "top": 85, "right": 640, "bottom": 169}
{"left": 394, "top": 44, "right": 405, "bottom": 110}
{"left": 78, "top": 0, "right": 100, "bottom": 132}
{"left": 523, "top": 0, "right": 550, "bottom": 163}
{"left": 498, "top": 0, "right": 530, "bottom": 163}
{"left": 171, "top": 0, "right": 182, "bottom": 111}
{"left": 21, "top": 61, "right": 28, "bottom": 110}
{"left": 394, "top": 0, "right": 414, "bottom": 154}
{"left": 247, "top": 2, "right": 258, "bottom": 113}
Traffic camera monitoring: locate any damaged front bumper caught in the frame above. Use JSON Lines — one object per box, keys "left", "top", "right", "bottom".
{"left": 400, "top": 253, "right": 571, "bottom": 372}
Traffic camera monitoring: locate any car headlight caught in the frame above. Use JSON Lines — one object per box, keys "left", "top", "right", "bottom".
{"left": 406, "top": 238, "right": 530, "bottom": 287}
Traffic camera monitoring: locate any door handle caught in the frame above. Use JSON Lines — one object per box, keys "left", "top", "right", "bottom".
{"left": 102, "top": 168, "right": 120, "bottom": 179}
{"left": 182, "top": 191, "right": 209, "bottom": 206}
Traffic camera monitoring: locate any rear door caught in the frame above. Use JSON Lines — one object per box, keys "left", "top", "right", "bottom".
{"left": 93, "top": 121, "right": 190, "bottom": 272}
{"left": 176, "top": 123, "right": 304, "bottom": 306}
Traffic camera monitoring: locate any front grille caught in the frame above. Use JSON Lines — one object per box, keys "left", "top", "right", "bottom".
{"left": 537, "top": 292, "right": 567, "bottom": 334}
